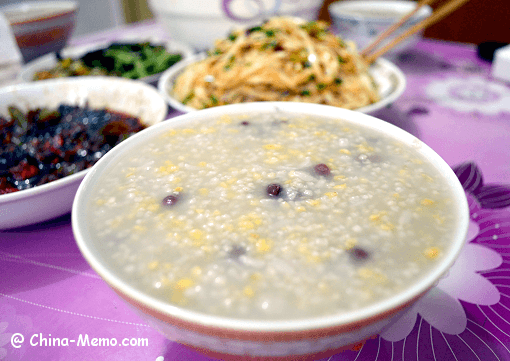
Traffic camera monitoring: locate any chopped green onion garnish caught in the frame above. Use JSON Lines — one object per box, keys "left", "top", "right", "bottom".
{"left": 224, "top": 55, "right": 236, "bottom": 70}
{"left": 261, "top": 40, "right": 278, "bottom": 50}
{"left": 210, "top": 48, "right": 223, "bottom": 56}
{"left": 247, "top": 26, "right": 263, "bottom": 34}
{"left": 182, "top": 92, "right": 195, "bottom": 105}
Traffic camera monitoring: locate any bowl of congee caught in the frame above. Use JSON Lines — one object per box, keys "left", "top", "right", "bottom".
{"left": 72, "top": 102, "right": 469, "bottom": 360}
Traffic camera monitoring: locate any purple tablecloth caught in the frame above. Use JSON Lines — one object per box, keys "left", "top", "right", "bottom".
{"left": 2, "top": 22, "right": 510, "bottom": 361}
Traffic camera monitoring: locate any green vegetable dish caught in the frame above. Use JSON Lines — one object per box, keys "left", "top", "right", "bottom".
{"left": 34, "top": 42, "right": 183, "bottom": 81}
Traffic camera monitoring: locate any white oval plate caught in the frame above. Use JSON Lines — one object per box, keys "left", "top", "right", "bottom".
{"left": 157, "top": 53, "right": 406, "bottom": 114}
{"left": 18, "top": 36, "right": 195, "bottom": 84}
{"left": 0, "top": 77, "right": 167, "bottom": 230}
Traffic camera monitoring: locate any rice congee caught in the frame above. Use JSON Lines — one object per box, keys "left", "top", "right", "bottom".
{"left": 86, "top": 110, "right": 460, "bottom": 320}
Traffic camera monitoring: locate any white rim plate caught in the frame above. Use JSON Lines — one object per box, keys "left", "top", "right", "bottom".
{"left": 157, "top": 53, "right": 406, "bottom": 114}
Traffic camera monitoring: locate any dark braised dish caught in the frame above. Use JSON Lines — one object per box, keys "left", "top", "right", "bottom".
{"left": 0, "top": 105, "right": 146, "bottom": 194}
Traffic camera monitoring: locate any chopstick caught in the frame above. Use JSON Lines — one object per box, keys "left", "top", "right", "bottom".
{"left": 362, "top": 0, "right": 471, "bottom": 64}
{"left": 360, "top": 0, "right": 437, "bottom": 58}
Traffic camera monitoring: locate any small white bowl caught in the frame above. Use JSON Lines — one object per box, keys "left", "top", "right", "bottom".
{"left": 148, "top": 0, "right": 324, "bottom": 51}
{"left": 157, "top": 53, "right": 406, "bottom": 114}
{"left": 329, "top": 0, "right": 432, "bottom": 57}
{"left": 72, "top": 102, "right": 469, "bottom": 360}
{"left": 0, "top": 77, "right": 167, "bottom": 230}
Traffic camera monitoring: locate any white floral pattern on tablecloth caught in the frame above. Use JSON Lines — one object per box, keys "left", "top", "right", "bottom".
{"left": 325, "top": 162, "right": 510, "bottom": 361}
{"left": 380, "top": 199, "right": 502, "bottom": 342}
{"left": 0, "top": 303, "right": 33, "bottom": 360}
{"left": 424, "top": 76, "right": 510, "bottom": 115}
{"left": 0, "top": 322, "right": 10, "bottom": 360}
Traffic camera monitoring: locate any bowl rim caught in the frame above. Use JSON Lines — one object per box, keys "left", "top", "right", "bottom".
{"left": 0, "top": 1, "right": 78, "bottom": 26}
{"left": 72, "top": 101, "right": 470, "bottom": 333}
{"left": 157, "top": 53, "right": 407, "bottom": 114}
{"left": 148, "top": 0, "right": 324, "bottom": 16}
{"left": 329, "top": 0, "right": 432, "bottom": 22}
{"left": 0, "top": 166, "right": 87, "bottom": 208}
{"left": 0, "top": 76, "right": 167, "bottom": 207}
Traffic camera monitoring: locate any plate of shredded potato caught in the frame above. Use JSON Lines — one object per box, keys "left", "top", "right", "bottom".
{"left": 158, "top": 16, "right": 405, "bottom": 114}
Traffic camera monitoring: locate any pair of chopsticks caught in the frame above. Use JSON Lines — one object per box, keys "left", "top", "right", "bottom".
{"left": 361, "top": 0, "right": 471, "bottom": 64}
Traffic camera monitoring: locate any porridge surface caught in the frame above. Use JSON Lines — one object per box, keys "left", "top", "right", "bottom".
{"left": 87, "top": 112, "right": 459, "bottom": 320}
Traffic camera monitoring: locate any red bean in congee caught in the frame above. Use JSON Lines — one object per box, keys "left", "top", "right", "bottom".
{"left": 86, "top": 111, "right": 461, "bottom": 320}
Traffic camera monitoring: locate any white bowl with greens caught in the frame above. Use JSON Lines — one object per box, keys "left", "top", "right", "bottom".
{"left": 19, "top": 36, "right": 194, "bottom": 84}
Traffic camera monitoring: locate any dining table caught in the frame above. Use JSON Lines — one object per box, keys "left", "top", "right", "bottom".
{"left": 1, "top": 19, "right": 510, "bottom": 361}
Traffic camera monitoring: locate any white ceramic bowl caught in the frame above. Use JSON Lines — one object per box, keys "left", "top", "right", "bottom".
{"left": 329, "top": 0, "right": 432, "bottom": 57}
{"left": 0, "top": 77, "right": 167, "bottom": 230}
{"left": 72, "top": 102, "right": 469, "bottom": 360}
{"left": 0, "top": 1, "right": 78, "bottom": 63}
{"left": 148, "top": 0, "right": 324, "bottom": 51}
{"left": 18, "top": 36, "right": 195, "bottom": 84}
{"left": 157, "top": 53, "right": 406, "bottom": 114}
